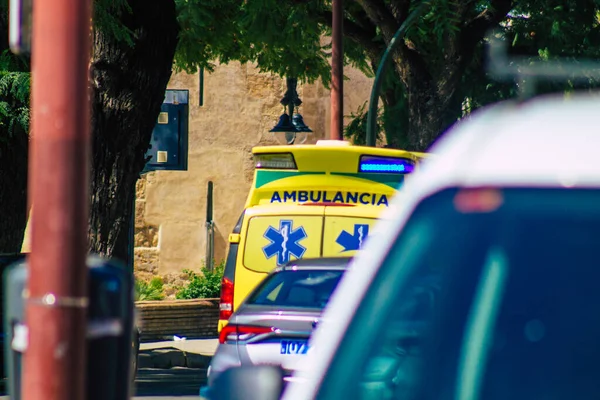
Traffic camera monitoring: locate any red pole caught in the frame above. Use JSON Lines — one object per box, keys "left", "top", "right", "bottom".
{"left": 23, "top": 0, "right": 93, "bottom": 398}
{"left": 331, "top": 0, "right": 344, "bottom": 140}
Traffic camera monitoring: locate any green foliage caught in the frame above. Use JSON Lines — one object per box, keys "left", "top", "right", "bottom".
{"left": 461, "top": 0, "right": 600, "bottom": 114}
{"left": 116, "top": 0, "right": 600, "bottom": 146}
{"left": 0, "top": 52, "right": 30, "bottom": 146}
{"left": 93, "top": 0, "right": 134, "bottom": 45}
{"left": 173, "top": 0, "right": 371, "bottom": 86}
{"left": 174, "top": 0, "right": 252, "bottom": 74}
{"left": 343, "top": 102, "right": 383, "bottom": 146}
{"left": 407, "top": 0, "right": 464, "bottom": 74}
{"left": 176, "top": 261, "right": 225, "bottom": 300}
{"left": 4, "top": 0, "right": 600, "bottom": 155}
{"left": 135, "top": 276, "right": 165, "bottom": 301}
{"left": 0, "top": 0, "right": 135, "bottom": 146}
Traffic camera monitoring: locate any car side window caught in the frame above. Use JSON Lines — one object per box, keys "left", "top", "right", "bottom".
{"left": 356, "top": 272, "right": 441, "bottom": 400}
{"left": 317, "top": 188, "right": 600, "bottom": 400}
{"left": 315, "top": 189, "right": 493, "bottom": 400}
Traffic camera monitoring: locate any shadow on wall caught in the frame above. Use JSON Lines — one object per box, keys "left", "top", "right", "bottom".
{"left": 213, "top": 224, "right": 227, "bottom": 263}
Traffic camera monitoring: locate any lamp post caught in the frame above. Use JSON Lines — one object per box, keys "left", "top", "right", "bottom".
{"left": 331, "top": 0, "right": 343, "bottom": 140}
{"left": 24, "top": 0, "right": 92, "bottom": 398}
{"left": 365, "top": 2, "right": 429, "bottom": 147}
{"left": 270, "top": 77, "right": 313, "bottom": 144}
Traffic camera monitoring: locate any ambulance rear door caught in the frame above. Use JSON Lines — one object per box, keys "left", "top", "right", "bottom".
{"left": 322, "top": 205, "right": 383, "bottom": 257}
{"left": 241, "top": 205, "right": 327, "bottom": 273}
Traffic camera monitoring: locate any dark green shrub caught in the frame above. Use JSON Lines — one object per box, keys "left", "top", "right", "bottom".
{"left": 135, "top": 276, "right": 165, "bottom": 301}
{"left": 176, "top": 260, "right": 225, "bottom": 299}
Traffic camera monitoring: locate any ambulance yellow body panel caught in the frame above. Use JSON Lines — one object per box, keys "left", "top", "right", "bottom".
{"left": 217, "top": 140, "right": 423, "bottom": 332}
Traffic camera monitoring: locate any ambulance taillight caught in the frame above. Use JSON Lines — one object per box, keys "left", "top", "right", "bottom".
{"left": 219, "top": 277, "right": 234, "bottom": 320}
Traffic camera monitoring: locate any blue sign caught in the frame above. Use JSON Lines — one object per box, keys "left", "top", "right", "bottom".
{"left": 336, "top": 224, "right": 370, "bottom": 252}
{"left": 263, "top": 220, "right": 308, "bottom": 265}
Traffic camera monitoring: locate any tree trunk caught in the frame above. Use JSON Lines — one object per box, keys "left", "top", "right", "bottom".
{"left": 88, "top": 0, "right": 179, "bottom": 261}
{"left": 380, "top": 72, "right": 409, "bottom": 149}
{"left": 0, "top": 124, "right": 28, "bottom": 252}
{"left": 403, "top": 76, "right": 458, "bottom": 152}
{"left": 395, "top": 44, "right": 481, "bottom": 151}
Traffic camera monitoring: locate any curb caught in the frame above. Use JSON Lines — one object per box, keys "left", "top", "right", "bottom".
{"left": 138, "top": 347, "right": 213, "bottom": 369}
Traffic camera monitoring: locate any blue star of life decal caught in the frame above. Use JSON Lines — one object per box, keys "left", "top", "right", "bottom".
{"left": 262, "top": 220, "right": 308, "bottom": 265}
{"left": 336, "top": 224, "right": 370, "bottom": 252}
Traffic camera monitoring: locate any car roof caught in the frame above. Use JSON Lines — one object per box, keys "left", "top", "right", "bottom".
{"left": 283, "top": 92, "right": 600, "bottom": 399}
{"left": 414, "top": 92, "right": 600, "bottom": 193}
{"left": 278, "top": 257, "right": 352, "bottom": 271}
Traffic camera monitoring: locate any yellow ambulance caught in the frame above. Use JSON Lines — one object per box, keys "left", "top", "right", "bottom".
{"left": 218, "top": 140, "right": 423, "bottom": 331}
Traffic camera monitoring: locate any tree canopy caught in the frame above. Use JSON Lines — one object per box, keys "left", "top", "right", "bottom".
{"left": 173, "top": 0, "right": 600, "bottom": 148}
{"left": 1, "top": 0, "right": 600, "bottom": 254}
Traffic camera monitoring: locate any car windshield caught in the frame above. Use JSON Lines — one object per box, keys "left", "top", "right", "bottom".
{"left": 316, "top": 188, "right": 600, "bottom": 400}
{"left": 247, "top": 268, "right": 344, "bottom": 309}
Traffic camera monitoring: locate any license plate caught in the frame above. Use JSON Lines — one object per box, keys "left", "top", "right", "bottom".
{"left": 280, "top": 340, "right": 309, "bottom": 355}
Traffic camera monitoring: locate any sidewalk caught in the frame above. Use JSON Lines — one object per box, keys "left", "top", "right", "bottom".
{"left": 138, "top": 338, "right": 218, "bottom": 369}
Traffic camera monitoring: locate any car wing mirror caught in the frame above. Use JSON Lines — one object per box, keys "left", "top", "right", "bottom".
{"left": 211, "top": 365, "right": 285, "bottom": 400}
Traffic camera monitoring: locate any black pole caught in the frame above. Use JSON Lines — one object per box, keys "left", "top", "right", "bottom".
{"left": 127, "top": 184, "right": 136, "bottom": 273}
{"left": 206, "top": 181, "right": 214, "bottom": 271}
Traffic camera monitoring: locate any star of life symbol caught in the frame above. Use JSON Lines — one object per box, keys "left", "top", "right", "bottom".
{"left": 262, "top": 220, "right": 308, "bottom": 265}
{"left": 336, "top": 224, "right": 370, "bottom": 252}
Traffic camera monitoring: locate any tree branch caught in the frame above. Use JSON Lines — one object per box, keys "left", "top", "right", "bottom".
{"left": 347, "top": 6, "right": 377, "bottom": 33}
{"left": 387, "top": 0, "right": 412, "bottom": 25}
{"left": 438, "top": 0, "right": 512, "bottom": 101}
{"left": 355, "top": 0, "right": 430, "bottom": 82}
{"left": 356, "top": 0, "right": 399, "bottom": 42}
{"left": 320, "top": 10, "right": 382, "bottom": 60}
{"left": 462, "top": 0, "right": 513, "bottom": 51}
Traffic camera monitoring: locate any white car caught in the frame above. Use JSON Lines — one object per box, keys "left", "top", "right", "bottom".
{"left": 210, "top": 92, "right": 600, "bottom": 400}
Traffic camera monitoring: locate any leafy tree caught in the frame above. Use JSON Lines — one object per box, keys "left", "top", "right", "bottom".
{"left": 0, "top": 6, "right": 30, "bottom": 252}
{"left": 462, "top": 0, "right": 600, "bottom": 113}
{"left": 88, "top": 0, "right": 179, "bottom": 259}
{"left": 3, "top": 0, "right": 600, "bottom": 258}
{"left": 173, "top": 0, "right": 515, "bottom": 150}
{"left": 179, "top": 0, "right": 600, "bottom": 150}
{"left": 0, "top": 0, "right": 179, "bottom": 257}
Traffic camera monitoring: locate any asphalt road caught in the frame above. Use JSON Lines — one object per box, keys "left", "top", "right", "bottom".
{"left": 134, "top": 367, "right": 206, "bottom": 398}
{"left": 0, "top": 367, "right": 207, "bottom": 399}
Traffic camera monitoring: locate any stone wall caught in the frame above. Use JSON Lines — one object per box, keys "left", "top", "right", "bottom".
{"left": 136, "top": 298, "right": 219, "bottom": 341}
{"left": 134, "top": 62, "right": 373, "bottom": 287}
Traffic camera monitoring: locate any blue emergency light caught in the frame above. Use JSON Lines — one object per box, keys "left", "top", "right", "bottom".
{"left": 358, "top": 155, "right": 415, "bottom": 174}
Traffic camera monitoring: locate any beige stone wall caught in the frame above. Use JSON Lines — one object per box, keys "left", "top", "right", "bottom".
{"left": 134, "top": 62, "right": 373, "bottom": 290}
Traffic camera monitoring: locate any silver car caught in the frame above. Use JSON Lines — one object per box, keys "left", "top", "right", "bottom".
{"left": 206, "top": 257, "right": 350, "bottom": 387}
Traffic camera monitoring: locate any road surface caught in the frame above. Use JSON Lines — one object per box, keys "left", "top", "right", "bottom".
{"left": 0, "top": 367, "right": 207, "bottom": 399}
{"left": 134, "top": 367, "right": 205, "bottom": 397}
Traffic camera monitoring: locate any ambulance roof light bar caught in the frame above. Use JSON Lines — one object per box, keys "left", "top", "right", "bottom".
{"left": 254, "top": 153, "right": 297, "bottom": 170}
{"left": 358, "top": 155, "right": 415, "bottom": 174}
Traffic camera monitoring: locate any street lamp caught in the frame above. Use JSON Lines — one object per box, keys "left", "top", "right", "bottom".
{"left": 270, "top": 77, "right": 312, "bottom": 145}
